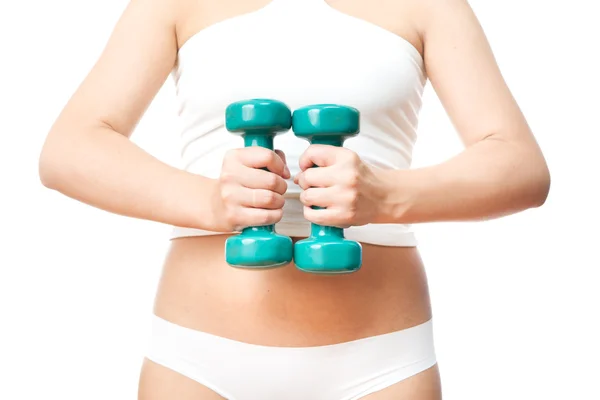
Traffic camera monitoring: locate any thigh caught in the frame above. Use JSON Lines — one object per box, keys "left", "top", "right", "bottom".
{"left": 138, "top": 358, "right": 226, "bottom": 400}
{"left": 361, "top": 364, "right": 442, "bottom": 400}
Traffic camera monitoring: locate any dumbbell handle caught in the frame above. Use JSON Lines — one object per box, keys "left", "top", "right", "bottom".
{"left": 242, "top": 132, "right": 276, "bottom": 235}
{"left": 244, "top": 132, "right": 273, "bottom": 148}
{"left": 308, "top": 135, "right": 345, "bottom": 239}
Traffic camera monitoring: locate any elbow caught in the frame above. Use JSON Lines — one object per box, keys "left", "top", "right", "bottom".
{"left": 527, "top": 161, "right": 551, "bottom": 209}
{"left": 38, "top": 148, "right": 58, "bottom": 190}
{"left": 38, "top": 136, "right": 66, "bottom": 190}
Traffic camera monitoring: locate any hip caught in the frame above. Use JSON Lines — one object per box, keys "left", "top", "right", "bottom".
{"left": 152, "top": 234, "right": 432, "bottom": 347}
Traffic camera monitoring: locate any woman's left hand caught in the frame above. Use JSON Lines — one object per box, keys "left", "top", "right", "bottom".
{"left": 294, "top": 144, "right": 391, "bottom": 228}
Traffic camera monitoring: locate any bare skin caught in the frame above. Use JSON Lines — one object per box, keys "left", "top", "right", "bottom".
{"left": 39, "top": 0, "right": 550, "bottom": 398}
{"left": 141, "top": 237, "right": 440, "bottom": 400}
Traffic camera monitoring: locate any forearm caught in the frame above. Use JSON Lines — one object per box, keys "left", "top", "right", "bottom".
{"left": 380, "top": 136, "right": 550, "bottom": 224}
{"left": 39, "top": 124, "right": 222, "bottom": 231}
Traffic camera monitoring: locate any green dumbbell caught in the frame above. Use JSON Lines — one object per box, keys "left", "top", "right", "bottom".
{"left": 291, "top": 104, "right": 363, "bottom": 274}
{"left": 224, "top": 99, "right": 293, "bottom": 269}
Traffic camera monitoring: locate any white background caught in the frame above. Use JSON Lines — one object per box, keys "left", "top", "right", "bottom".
{"left": 1, "top": 1, "right": 599, "bottom": 399}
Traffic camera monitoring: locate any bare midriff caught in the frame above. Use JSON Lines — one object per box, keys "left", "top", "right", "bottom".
{"left": 153, "top": 234, "right": 433, "bottom": 347}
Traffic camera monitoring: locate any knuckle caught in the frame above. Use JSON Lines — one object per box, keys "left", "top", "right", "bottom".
{"left": 301, "top": 190, "right": 311, "bottom": 204}
{"left": 279, "top": 179, "right": 288, "bottom": 194}
{"left": 307, "top": 190, "right": 319, "bottom": 205}
{"left": 221, "top": 186, "right": 235, "bottom": 203}
{"left": 344, "top": 209, "right": 357, "bottom": 223}
{"left": 312, "top": 212, "right": 325, "bottom": 225}
{"left": 273, "top": 209, "right": 284, "bottom": 222}
{"left": 348, "top": 151, "right": 360, "bottom": 164}
{"left": 301, "top": 173, "right": 313, "bottom": 189}
{"left": 346, "top": 190, "right": 358, "bottom": 207}
{"left": 224, "top": 208, "right": 238, "bottom": 227}
{"left": 265, "top": 173, "right": 279, "bottom": 191}
{"left": 304, "top": 207, "right": 319, "bottom": 222}
{"left": 301, "top": 173, "right": 310, "bottom": 187}
{"left": 220, "top": 170, "right": 236, "bottom": 183}
{"left": 255, "top": 210, "right": 276, "bottom": 226}
{"left": 273, "top": 195, "right": 285, "bottom": 209}
{"left": 268, "top": 149, "right": 279, "bottom": 161}
{"left": 299, "top": 191, "right": 307, "bottom": 204}
{"left": 256, "top": 213, "right": 270, "bottom": 226}
{"left": 258, "top": 149, "right": 274, "bottom": 165}
{"left": 273, "top": 178, "right": 287, "bottom": 195}
{"left": 297, "top": 179, "right": 305, "bottom": 190}
{"left": 304, "top": 168, "right": 314, "bottom": 182}
{"left": 264, "top": 191, "right": 277, "bottom": 206}
{"left": 346, "top": 170, "right": 360, "bottom": 187}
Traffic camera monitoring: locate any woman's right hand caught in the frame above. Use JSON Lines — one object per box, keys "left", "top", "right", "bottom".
{"left": 213, "top": 148, "right": 290, "bottom": 232}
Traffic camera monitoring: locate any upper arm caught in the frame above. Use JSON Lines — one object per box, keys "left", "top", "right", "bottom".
{"left": 50, "top": 0, "right": 179, "bottom": 137}
{"left": 419, "top": 0, "right": 538, "bottom": 149}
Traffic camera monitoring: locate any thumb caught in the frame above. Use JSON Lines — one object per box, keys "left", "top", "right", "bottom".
{"left": 299, "top": 144, "right": 339, "bottom": 171}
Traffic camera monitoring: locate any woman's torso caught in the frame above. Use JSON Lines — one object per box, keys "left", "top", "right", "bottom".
{"left": 155, "top": 236, "right": 432, "bottom": 346}
{"left": 154, "top": 0, "right": 432, "bottom": 347}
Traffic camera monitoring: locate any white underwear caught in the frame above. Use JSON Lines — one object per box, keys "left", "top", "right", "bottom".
{"left": 146, "top": 315, "right": 437, "bottom": 399}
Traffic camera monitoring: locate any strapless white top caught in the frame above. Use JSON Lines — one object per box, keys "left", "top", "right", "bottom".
{"left": 170, "top": 0, "right": 426, "bottom": 246}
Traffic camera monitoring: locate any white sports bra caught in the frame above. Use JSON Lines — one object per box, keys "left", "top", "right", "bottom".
{"left": 170, "top": 0, "right": 427, "bottom": 246}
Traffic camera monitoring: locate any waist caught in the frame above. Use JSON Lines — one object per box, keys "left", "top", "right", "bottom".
{"left": 153, "top": 235, "right": 432, "bottom": 346}
{"left": 170, "top": 198, "right": 417, "bottom": 246}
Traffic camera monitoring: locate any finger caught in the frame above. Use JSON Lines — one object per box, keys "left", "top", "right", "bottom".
{"left": 239, "top": 188, "right": 285, "bottom": 210}
{"left": 299, "top": 187, "right": 338, "bottom": 208}
{"left": 235, "top": 167, "right": 288, "bottom": 194}
{"left": 235, "top": 147, "right": 288, "bottom": 177}
{"left": 303, "top": 206, "right": 351, "bottom": 229}
{"left": 296, "top": 167, "right": 338, "bottom": 190}
{"left": 234, "top": 207, "right": 284, "bottom": 230}
{"left": 298, "top": 144, "right": 348, "bottom": 171}
{"left": 274, "top": 149, "right": 291, "bottom": 179}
